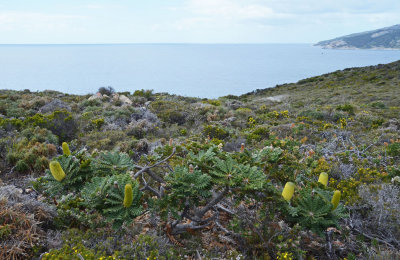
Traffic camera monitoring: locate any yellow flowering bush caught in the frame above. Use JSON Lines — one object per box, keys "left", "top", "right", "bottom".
{"left": 339, "top": 118, "right": 347, "bottom": 129}
{"left": 276, "top": 251, "right": 293, "bottom": 260}
{"left": 335, "top": 168, "right": 386, "bottom": 205}
{"left": 281, "top": 110, "right": 289, "bottom": 118}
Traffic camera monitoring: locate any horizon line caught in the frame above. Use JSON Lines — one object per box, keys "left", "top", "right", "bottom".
{"left": 0, "top": 42, "right": 313, "bottom": 46}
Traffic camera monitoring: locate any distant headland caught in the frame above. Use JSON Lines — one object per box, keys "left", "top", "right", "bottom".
{"left": 315, "top": 24, "right": 400, "bottom": 50}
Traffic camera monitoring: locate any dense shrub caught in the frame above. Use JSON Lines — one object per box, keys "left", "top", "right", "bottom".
{"left": 336, "top": 103, "right": 355, "bottom": 115}
{"left": 42, "top": 229, "right": 180, "bottom": 260}
{"left": 22, "top": 111, "right": 78, "bottom": 141}
{"left": 387, "top": 142, "right": 400, "bottom": 156}
{"left": 133, "top": 89, "right": 153, "bottom": 99}
{"left": 246, "top": 126, "right": 269, "bottom": 143}
{"left": 98, "top": 86, "right": 115, "bottom": 96}
{"left": 150, "top": 100, "right": 187, "bottom": 125}
{"left": 202, "top": 124, "right": 229, "bottom": 139}
{"left": 6, "top": 139, "right": 57, "bottom": 174}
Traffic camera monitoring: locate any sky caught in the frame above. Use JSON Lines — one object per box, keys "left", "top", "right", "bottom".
{"left": 0, "top": 0, "right": 399, "bottom": 44}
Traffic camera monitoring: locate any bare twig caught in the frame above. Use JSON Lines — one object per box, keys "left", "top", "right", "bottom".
{"left": 133, "top": 148, "right": 176, "bottom": 178}
{"left": 196, "top": 187, "right": 229, "bottom": 218}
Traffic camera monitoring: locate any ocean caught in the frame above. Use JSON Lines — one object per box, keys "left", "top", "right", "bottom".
{"left": 1, "top": 44, "right": 400, "bottom": 98}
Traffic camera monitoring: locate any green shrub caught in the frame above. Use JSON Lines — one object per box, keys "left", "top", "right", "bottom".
{"left": 81, "top": 174, "right": 142, "bottom": 229}
{"left": 246, "top": 126, "right": 269, "bottom": 143}
{"left": 98, "top": 86, "right": 115, "bottom": 96}
{"left": 202, "top": 124, "right": 229, "bottom": 139}
{"left": 15, "top": 160, "right": 29, "bottom": 173}
{"left": 371, "top": 118, "right": 385, "bottom": 128}
{"left": 287, "top": 187, "right": 347, "bottom": 236}
{"left": 388, "top": 142, "right": 400, "bottom": 156}
{"left": 24, "top": 110, "right": 78, "bottom": 141}
{"left": 92, "top": 151, "right": 134, "bottom": 176}
{"left": 133, "top": 89, "right": 153, "bottom": 99}
{"left": 42, "top": 229, "right": 179, "bottom": 260}
{"left": 91, "top": 118, "right": 105, "bottom": 129}
{"left": 336, "top": 103, "right": 355, "bottom": 115}
{"left": 235, "top": 107, "right": 253, "bottom": 118}
{"left": 371, "top": 101, "right": 386, "bottom": 109}
{"left": 6, "top": 139, "right": 57, "bottom": 174}
{"left": 41, "top": 155, "right": 92, "bottom": 198}
{"left": 202, "top": 99, "right": 221, "bottom": 106}
{"left": 298, "top": 110, "right": 324, "bottom": 121}
{"left": 150, "top": 100, "right": 187, "bottom": 125}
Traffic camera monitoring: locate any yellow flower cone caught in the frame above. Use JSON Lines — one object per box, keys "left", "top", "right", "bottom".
{"left": 318, "top": 172, "right": 329, "bottom": 187}
{"left": 282, "top": 182, "right": 295, "bottom": 201}
{"left": 49, "top": 161, "right": 66, "bottom": 182}
{"left": 331, "top": 190, "right": 341, "bottom": 210}
{"left": 62, "top": 142, "right": 71, "bottom": 156}
{"left": 123, "top": 184, "right": 133, "bottom": 208}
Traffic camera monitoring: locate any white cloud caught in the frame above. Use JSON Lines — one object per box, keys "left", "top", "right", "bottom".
{"left": 0, "top": 11, "right": 87, "bottom": 32}
{"left": 187, "top": 0, "right": 290, "bottom": 20}
{"left": 85, "top": 4, "right": 104, "bottom": 9}
{"left": 163, "top": 0, "right": 400, "bottom": 41}
{"left": 162, "top": 0, "right": 292, "bottom": 31}
{"left": 173, "top": 17, "right": 215, "bottom": 31}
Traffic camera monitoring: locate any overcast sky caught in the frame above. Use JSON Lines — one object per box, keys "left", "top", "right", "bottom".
{"left": 0, "top": 0, "right": 399, "bottom": 44}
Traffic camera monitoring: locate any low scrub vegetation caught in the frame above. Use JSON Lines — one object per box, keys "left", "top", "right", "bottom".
{"left": 1, "top": 61, "right": 400, "bottom": 259}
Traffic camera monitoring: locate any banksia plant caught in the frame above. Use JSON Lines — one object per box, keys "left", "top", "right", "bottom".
{"left": 123, "top": 184, "right": 133, "bottom": 208}
{"left": 43, "top": 156, "right": 93, "bottom": 198}
{"left": 287, "top": 187, "right": 347, "bottom": 236}
{"left": 331, "top": 190, "right": 341, "bottom": 210}
{"left": 240, "top": 143, "right": 245, "bottom": 153}
{"left": 318, "top": 172, "right": 329, "bottom": 187}
{"left": 49, "top": 161, "right": 66, "bottom": 182}
{"left": 82, "top": 174, "right": 143, "bottom": 229}
{"left": 282, "top": 182, "right": 295, "bottom": 201}
{"left": 92, "top": 151, "right": 134, "bottom": 176}
{"left": 62, "top": 142, "right": 71, "bottom": 156}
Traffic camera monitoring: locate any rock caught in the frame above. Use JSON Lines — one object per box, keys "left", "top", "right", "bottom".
{"left": 88, "top": 92, "right": 103, "bottom": 101}
{"left": 119, "top": 95, "right": 132, "bottom": 105}
{"left": 383, "top": 118, "right": 400, "bottom": 132}
{"left": 226, "top": 100, "right": 244, "bottom": 110}
{"left": 264, "top": 95, "right": 289, "bottom": 102}
{"left": 223, "top": 138, "right": 246, "bottom": 152}
{"left": 221, "top": 116, "right": 236, "bottom": 126}
{"left": 131, "top": 107, "right": 159, "bottom": 123}
{"left": 39, "top": 99, "right": 71, "bottom": 113}
{"left": 149, "top": 140, "right": 162, "bottom": 153}
{"left": 112, "top": 93, "right": 120, "bottom": 101}
{"left": 193, "top": 102, "right": 213, "bottom": 109}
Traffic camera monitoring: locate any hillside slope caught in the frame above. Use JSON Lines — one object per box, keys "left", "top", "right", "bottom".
{"left": 0, "top": 61, "right": 399, "bottom": 259}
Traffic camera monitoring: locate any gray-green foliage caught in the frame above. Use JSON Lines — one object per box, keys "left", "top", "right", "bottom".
{"left": 43, "top": 155, "right": 92, "bottom": 197}
{"left": 211, "top": 157, "right": 265, "bottom": 190}
{"left": 92, "top": 151, "right": 134, "bottom": 176}
{"left": 288, "top": 187, "right": 347, "bottom": 236}
{"left": 164, "top": 166, "right": 212, "bottom": 213}
{"left": 187, "top": 146, "right": 266, "bottom": 190}
{"left": 81, "top": 174, "right": 142, "bottom": 229}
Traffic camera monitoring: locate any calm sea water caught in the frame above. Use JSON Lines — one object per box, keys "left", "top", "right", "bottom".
{"left": 1, "top": 44, "right": 400, "bottom": 98}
